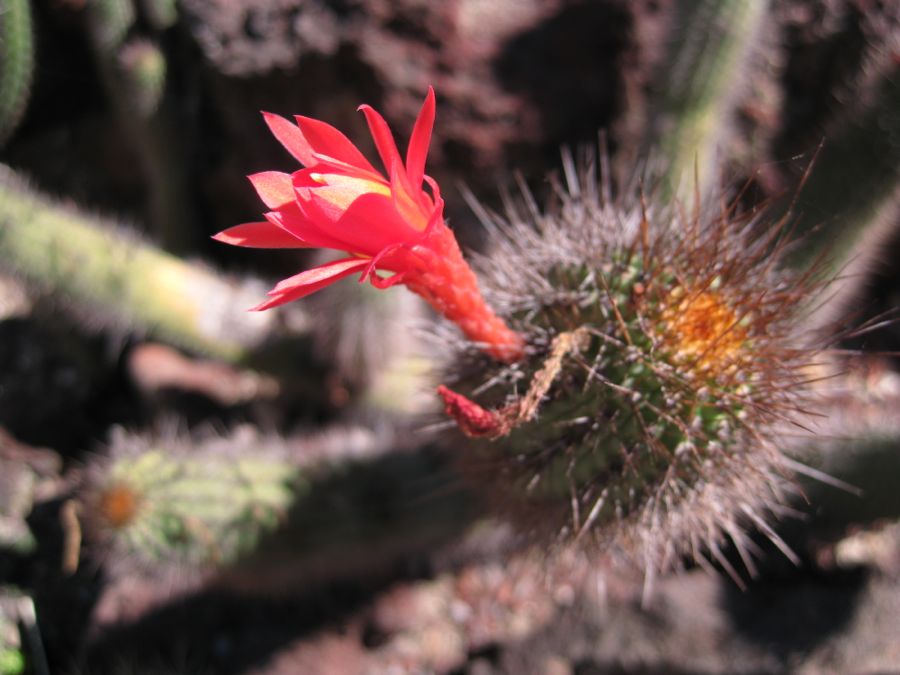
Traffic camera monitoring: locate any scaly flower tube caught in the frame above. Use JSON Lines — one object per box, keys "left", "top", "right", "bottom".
{"left": 214, "top": 88, "right": 524, "bottom": 362}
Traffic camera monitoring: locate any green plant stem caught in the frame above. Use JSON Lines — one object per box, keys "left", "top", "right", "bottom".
{"left": 0, "top": 0, "right": 34, "bottom": 146}
{"left": 652, "top": 0, "right": 768, "bottom": 199}
{"left": 0, "top": 165, "right": 287, "bottom": 361}
{"left": 85, "top": 1, "right": 196, "bottom": 253}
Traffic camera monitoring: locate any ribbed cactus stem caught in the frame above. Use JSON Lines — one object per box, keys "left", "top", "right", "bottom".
{"left": 0, "top": 166, "right": 285, "bottom": 361}
{"left": 652, "top": 0, "right": 769, "bottom": 199}
{"left": 0, "top": 0, "right": 34, "bottom": 146}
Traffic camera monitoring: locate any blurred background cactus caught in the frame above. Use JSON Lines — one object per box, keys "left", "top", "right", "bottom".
{"left": 1, "top": 1, "right": 900, "bottom": 673}
{"left": 0, "top": 0, "right": 34, "bottom": 148}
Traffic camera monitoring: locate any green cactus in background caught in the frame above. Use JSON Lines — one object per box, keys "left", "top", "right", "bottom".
{"left": 85, "top": 0, "right": 195, "bottom": 253}
{"left": 84, "top": 429, "right": 307, "bottom": 572}
{"left": 439, "top": 156, "right": 823, "bottom": 579}
{"left": 0, "top": 610, "right": 23, "bottom": 675}
{"left": 117, "top": 39, "right": 167, "bottom": 118}
{"left": 137, "top": 0, "right": 178, "bottom": 31}
{"left": 311, "top": 279, "right": 433, "bottom": 416}
{"left": 0, "top": 165, "right": 290, "bottom": 361}
{"left": 81, "top": 427, "right": 475, "bottom": 586}
{"left": 0, "top": 0, "right": 35, "bottom": 147}
{"left": 651, "top": 0, "right": 769, "bottom": 199}
{"left": 786, "top": 43, "right": 900, "bottom": 275}
{"left": 86, "top": 0, "right": 137, "bottom": 55}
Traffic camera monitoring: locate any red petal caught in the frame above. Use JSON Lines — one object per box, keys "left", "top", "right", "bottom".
{"left": 299, "top": 172, "right": 390, "bottom": 220}
{"left": 268, "top": 258, "right": 369, "bottom": 297}
{"left": 389, "top": 159, "right": 429, "bottom": 231}
{"left": 424, "top": 175, "right": 442, "bottom": 204}
{"left": 369, "top": 272, "right": 407, "bottom": 289}
{"left": 358, "top": 104, "right": 404, "bottom": 178}
{"left": 262, "top": 112, "right": 315, "bottom": 166}
{"left": 248, "top": 171, "right": 295, "bottom": 209}
{"left": 360, "top": 242, "right": 402, "bottom": 281}
{"left": 213, "top": 221, "right": 307, "bottom": 248}
{"left": 308, "top": 152, "right": 385, "bottom": 183}
{"left": 306, "top": 191, "right": 421, "bottom": 255}
{"left": 405, "top": 87, "right": 435, "bottom": 191}
{"left": 264, "top": 208, "right": 349, "bottom": 251}
{"left": 294, "top": 115, "right": 378, "bottom": 174}
{"left": 436, "top": 385, "right": 508, "bottom": 438}
{"left": 250, "top": 290, "right": 311, "bottom": 311}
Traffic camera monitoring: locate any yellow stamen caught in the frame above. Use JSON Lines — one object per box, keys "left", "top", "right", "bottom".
{"left": 661, "top": 289, "right": 747, "bottom": 372}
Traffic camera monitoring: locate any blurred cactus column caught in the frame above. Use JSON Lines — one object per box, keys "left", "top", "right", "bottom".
{"left": 85, "top": 0, "right": 196, "bottom": 254}
{"left": 0, "top": 0, "right": 35, "bottom": 146}
{"left": 650, "top": 0, "right": 769, "bottom": 199}
{"left": 0, "top": 165, "right": 284, "bottom": 361}
{"left": 786, "top": 45, "right": 900, "bottom": 276}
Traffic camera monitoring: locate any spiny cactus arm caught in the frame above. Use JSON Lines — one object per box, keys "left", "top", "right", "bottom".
{"left": 651, "top": 0, "right": 769, "bottom": 199}
{"left": 0, "top": 0, "right": 34, "bottom": 147}
{"left": 0, "top": 165, "right": 293, "bottom": 361}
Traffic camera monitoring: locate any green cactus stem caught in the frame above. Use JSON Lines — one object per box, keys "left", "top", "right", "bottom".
{"left": 0, "top": 165, "right": 288, "bottom": 361}
{"left": 85, "top": 0, "right": 195, "bottom": 253}
{"left": 651, "top": 0, "right": 769, "bottom": 199}
{"left": 0, "top": 0, "right": 34, "bottom": 146}
{"left": 85, "top": 431, "right": 306, "bottom": 571}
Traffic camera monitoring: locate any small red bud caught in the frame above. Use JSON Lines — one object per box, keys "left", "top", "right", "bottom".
{"left": 437, "top": 385, "right": 508, "bottom": 438}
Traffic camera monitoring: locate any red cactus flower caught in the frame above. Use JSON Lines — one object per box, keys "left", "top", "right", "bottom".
{"left": 214, "top": 87, "right": 523, "bottom": 362}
